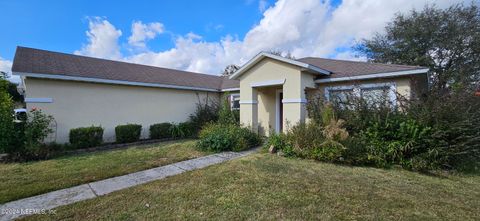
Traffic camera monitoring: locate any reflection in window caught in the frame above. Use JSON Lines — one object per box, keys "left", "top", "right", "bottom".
{"left": 325, "top": 83, "right": 396, "bottom": 109}
{"left": 361, "top": 87, "right": 390, "bottom": 107}
{"left": 230, "top": 94, "right": 240, "bottom": 110}
{"left": 329, "top": 89, "right": 354, "bottom": 108}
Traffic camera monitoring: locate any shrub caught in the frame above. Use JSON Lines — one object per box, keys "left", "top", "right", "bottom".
{"left": 405, "top": 89, "right": 480, "bottom": 171}
{"left": 6, "top": 109, "right": 55, "bottom": 161}
{"left": 302, "top": 88, "right": 480, "bottom": 172}
{"left": 196, "top": 123, "right": 262, "bottom": 152}
{"left": 170, "top": 122, "right": 194, "bottom": 138}
{"left": 311, "top": 140, "right": 345, "bottom": 162}
{"left": 264, "top": 132, "right": 294, "bottom": 156}
{"left": 69, "top": 126, "right": 103, "bottom": 149}
{"left": 237, "top": 126, "right": 262, "bottom": 150}
{"left": 218, "top": 93, "right": 238, "bottom": 125}
{"left": 285, "top": 122, "right": 325, "bottom": 158}
{"left": 149, "top": 123, "right": 172, "bottom": 139}
{"left": 0, "top": 79, "right": 14, "bottom": 152}
{"left": 188, "top": 98, "right": 219, "bottom": 135}
{"left": 115, "top": 124, "right": 142, "bottom": 143}
{"left": 341, "top": 137, "right": 370, "bottom": 165}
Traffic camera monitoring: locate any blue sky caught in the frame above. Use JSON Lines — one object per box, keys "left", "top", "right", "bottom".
{"left": 0, "top": 0, "right": 277, "bottom": 60}
{"left": 0, "top": 0, "right": 470, "bottom": 80}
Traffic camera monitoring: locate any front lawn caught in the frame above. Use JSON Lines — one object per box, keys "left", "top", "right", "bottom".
{"left": 0, "top": 139, "right": 208, "bottom": 204}
{"left": 26, "top": 153, "right": 480, "bottom": 220}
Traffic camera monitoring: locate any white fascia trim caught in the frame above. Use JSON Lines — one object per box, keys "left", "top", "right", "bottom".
{"left": 315, "top": 68, "right": 429, "bottom": 83}
{"left": 229, "top": 52, "right": 330, "bottom": 80}
{"left": 282, "top": 98, "right": 307, "bottom": 103}
{"left": 15, "top": 72, "right": 220, "bottom": 92}
{"left": 25, "top": 97, "right": 53, "bottom": 103}
{"left": 250, "top": 79, "right": 285, "bottom": 87}
{"left": 221, "top": 88, "right": 240, "bottom": 92}
{"left": 239, "top": 100, "right": 258, "bottom": 104}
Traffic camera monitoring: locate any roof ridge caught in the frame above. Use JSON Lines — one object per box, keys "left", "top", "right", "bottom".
{"left": 298, "top": 56, "right": 424, "bottom": 68}
{"left": 15, "top": 46, "right": 225, "bottom": 79}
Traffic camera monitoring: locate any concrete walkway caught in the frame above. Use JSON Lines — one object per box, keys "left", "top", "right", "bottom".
{"left": 0, "top": 149, "right": 258, "bottom": 221}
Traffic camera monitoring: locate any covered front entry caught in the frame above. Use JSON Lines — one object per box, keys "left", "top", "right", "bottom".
{"left": 250, "top": 84, "right": 284, "bottom": 135}
{"left": 230, "top": 52, "right": 330, "bottom": 136}
{"left": 241, "top": 80, "right": 309, "bottom": 136}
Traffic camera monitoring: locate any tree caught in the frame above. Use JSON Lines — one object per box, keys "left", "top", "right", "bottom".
{"left": 355, "top": 4, "right": 480, "bottom": 91}
{"left": 221, "top": 64, "right": 240, "bottom": 77}
{"left": 0, "top": 71, "right": 23, "bottom": 103}
{"left": 0, "top": 71, "right": 7, "bottom": 79}
{"left": 0, "top": 78, "right": 14, "bottom": 151}
{"left": 7, "top": 82, "right": 23, "bottom": 103}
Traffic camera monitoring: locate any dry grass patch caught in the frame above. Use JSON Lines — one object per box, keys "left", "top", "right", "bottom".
{"left": 25, "top": 154, "right": 480, "bottom": 220}
{"left": 0, "top": 139, "right": 208, "bottom": 204}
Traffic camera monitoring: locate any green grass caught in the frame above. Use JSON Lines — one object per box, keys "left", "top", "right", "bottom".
{"left": 0, "top": 139, "right": 208, "bottom": 204}
{"left": 25, "top": 153, "right": 480, "bottom": 220}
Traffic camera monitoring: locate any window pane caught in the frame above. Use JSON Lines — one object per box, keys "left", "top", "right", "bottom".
{"left": 329, "top": 89, "right": 354, "bottom": 107}
{"left": 231, "top": 94, "right": 240, "bottom": 110}
{"left": 232, "top": 100, "right": 240, "bottom": 109}
{"left": 361, "top": 87, "right": 390, "bottom": 106}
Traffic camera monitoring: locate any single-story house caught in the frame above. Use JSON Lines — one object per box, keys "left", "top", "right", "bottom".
{"left": 12, "top": 46, "right": 429, "bottom": 143}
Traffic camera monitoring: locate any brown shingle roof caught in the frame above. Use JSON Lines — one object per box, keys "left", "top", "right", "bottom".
{"left": 12, "top": 46, "right": 239, "bottom": 91}
{"left": 297, "top": 57, "right": 427, "bottom": 79}
{"left": 220, "top": 77, "right": 240, "bottom": 90}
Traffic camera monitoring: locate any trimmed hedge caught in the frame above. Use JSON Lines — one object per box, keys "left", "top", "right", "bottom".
{"left": 149, "top": 123, "right": 172, "bottom": 139}
{"left": 69, "top": 126, "right": 104, "bottom": 149}
{"left": 115, "top": 124, "right": 142, "bottom": 143}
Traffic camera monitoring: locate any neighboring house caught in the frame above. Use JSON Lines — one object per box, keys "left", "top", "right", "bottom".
{"left": 12, "top": 47, "right": 428, "bottom": 143}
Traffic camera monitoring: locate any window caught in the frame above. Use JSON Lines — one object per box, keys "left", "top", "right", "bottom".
{"left": 361, "top": 86, "right": 391, "bottom": 107}
{"left": 329, "top": 89, "right": 354, "bottom": 105}
{"left": 230, "top": 94, "right": 240, "bottom": 110}
{"left": 325, "top": 83, "right": 396, "bottom": 108}
{"left": 328, "top": 88, "right": 355, "bottom": 109}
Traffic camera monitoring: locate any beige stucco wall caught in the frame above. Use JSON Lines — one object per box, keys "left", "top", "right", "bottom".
{"left": 25, "top": 78, "right": 219, "bottom": 143}
{"left": 238, "top": 58, "right": 316, "bottom": 135}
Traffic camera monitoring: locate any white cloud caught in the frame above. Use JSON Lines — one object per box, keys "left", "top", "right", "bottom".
{"left": 333, "top": 51, "right": 367, "bottom": 62}
{"left": 0, "top": 57, "right": 20, "bottom": 83}
{"left": 0, "top": 57, "right": 12, "bottom": 75}
{"left": 74, "top": 17, "right": 123, "bottom": 60}
{"left": 259, "top": 0, "right": 269, "bottom": 12}
{"left": 77, "top": 0, "right": 471, "bottom": 75}
{"left": 128, "top": 21, "right": 164, "bottom": 49}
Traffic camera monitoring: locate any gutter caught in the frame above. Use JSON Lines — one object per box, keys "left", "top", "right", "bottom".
{"left": 14, "top": 72, "right": 221, "bottom": 92}
{"left": 315, "top": 68, "right": 429, "bottom": 83}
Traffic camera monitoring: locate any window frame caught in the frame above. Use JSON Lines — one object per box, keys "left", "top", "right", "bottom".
{"left": 230, "top": 93, "right": 240, "bottom": 110}
{"left": 324, "top": 82, "right": 397, "bottom": 107}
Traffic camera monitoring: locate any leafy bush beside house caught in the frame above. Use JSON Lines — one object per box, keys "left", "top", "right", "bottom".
{"left": 5, "top": 109, "right": 56, "bottom": 161}
{"left": 218, "top": 93, "right": 239, "bottom": 125}
{"left": 188, "top": 99, "right": 219, "bottom": 135}
{"left": 0, "top": 79, "right": 14, "bottom": 152}
{"left": 115, "top": 124, "right": 142, "bottom": 143}
{"left": 272, "top": 88, "right": 480, "bottom": 172}
{"left": 69, "top": 126, "right": 104, "bottom": 149}
{"left": 170, "top": 122, "right": 194, "bottom": 138}
{"left": 196, "top": 123, "right": 261, "bottom": 152}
